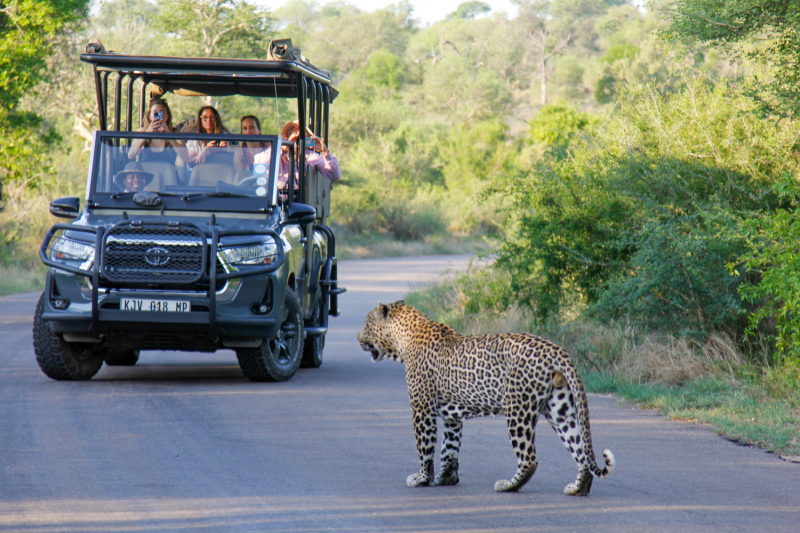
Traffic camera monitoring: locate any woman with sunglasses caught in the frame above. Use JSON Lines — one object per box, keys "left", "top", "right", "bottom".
{"left": 185, "top": 106, "right": 231, "bottom": 165}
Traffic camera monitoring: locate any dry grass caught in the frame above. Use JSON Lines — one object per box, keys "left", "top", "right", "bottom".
{"left": 0, "top": 178, "right": 68, "bottom": 265}
{"left": 336, "top": 232, "right": 496, "bottom": 260}
{"left": 406, "top": 273, "right": 745, "bottom": 386}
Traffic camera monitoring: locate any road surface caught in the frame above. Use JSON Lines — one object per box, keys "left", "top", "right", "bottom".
{"left": 1, "top": 255, "right": 799, "bottom": 532}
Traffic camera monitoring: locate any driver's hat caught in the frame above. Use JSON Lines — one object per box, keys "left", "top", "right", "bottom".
{"left": 113, "top": 161, "right": 154, "bottom": 190}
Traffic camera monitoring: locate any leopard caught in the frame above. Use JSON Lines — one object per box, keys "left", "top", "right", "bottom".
{"left": 357, "top": 300, "right": 615, "bottom": 494}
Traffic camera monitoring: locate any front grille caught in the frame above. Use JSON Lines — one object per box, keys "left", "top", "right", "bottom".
{"left": 101, "top": 225, "right": 207, "bottom": 284}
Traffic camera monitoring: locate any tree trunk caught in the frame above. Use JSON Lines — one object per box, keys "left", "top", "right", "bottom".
{"left": 541, "top": 55, "right": 547, "bottom": 105}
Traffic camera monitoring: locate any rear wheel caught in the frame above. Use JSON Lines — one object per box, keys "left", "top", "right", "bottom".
{"left": 301, "top": 293, "right": 325, "bottom": 369}
{"left": 236, "top": 287, "right": 303, "bottom": 382}
{"left": 32, "top": 292, "right": 106, "bottom": 381}
{"left": 105, "top": 349, "right": 140, "bottom": 366}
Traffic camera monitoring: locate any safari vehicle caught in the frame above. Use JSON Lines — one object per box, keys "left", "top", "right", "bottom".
{"left": 33, "top": 40, "right": 345, "bottom": 382}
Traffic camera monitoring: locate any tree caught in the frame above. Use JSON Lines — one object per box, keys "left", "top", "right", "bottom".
{"left": 447, "top": 1, "right": 491, "bottom": 20}
{"left": 0, "top": 0, "right": 89, "bottom": 181}
{"left": 0, "top": 0, "right": 90, "bottom": 262}
{"left": 666, "top": 0, "right": 800, "bottom": 113}
{"left": 153, "top": 0, "right": 274, "bottom": 59}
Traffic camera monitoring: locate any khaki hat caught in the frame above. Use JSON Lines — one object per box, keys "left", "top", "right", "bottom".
{"left": 114, "top": 162, "right": 154, "bottom": 190}
{"left": 280, "top": 120, "right": 315, "bottom": 140}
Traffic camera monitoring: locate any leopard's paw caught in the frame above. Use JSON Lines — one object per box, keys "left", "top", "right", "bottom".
{"left": 433, "top": 469, "right": 459, "bottom": 486}
{"left": 494, "top": 479, "right": 517, "bottom": 492}
{"left": 406, "top": 473, "right": 432, "bottom": 487}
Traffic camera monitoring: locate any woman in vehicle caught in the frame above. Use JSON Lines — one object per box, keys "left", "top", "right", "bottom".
{"left": 185, "top": 105, "right": 230, "bottom": 165}
{"left": 252, "top": 120, "right": 340, "bottom": 189}
{"left": 233, "top": 115, "right": 267, "bottom": 172}
{"left": 128, "top": 99, "right": 191, "bottom": 163}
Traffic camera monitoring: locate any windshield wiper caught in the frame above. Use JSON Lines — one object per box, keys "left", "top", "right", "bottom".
{"left": 109, "top": 191, "right": 182, "bottom": 200}
{"left": 181, "top": 191, "right": 252, "bottom": 201}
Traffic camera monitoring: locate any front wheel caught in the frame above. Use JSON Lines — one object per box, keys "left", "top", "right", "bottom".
{"left": 32, "top": 292, "right": 106, "bottom": 381}
{"left": 236, "top": 287, "right": 304, "bottom": 382}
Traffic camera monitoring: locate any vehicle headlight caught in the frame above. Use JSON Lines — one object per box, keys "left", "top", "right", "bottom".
{"left": 219, "top": 240, "right": 278, "bottom": 266}
{"left": 51, "top": 236, "right": 95, "bottom": 262}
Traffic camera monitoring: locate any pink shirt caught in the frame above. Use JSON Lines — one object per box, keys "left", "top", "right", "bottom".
{"left": 253, "top": 147, "right": 341, "bottom": 189}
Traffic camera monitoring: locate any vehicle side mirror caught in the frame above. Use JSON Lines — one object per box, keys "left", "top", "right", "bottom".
{"left": 50, "top": 197, "right": 80, "bottom": 218}
{"left": 287, "top": 202, "right": 316, "bottom": 225}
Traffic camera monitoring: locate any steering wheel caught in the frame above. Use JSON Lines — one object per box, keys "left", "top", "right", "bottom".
{"left": 237, "top": 175, "right": 268, "bottom": 188}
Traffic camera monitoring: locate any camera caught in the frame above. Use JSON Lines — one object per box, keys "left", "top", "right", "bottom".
{"left": 304, "top": 137, "right": 316, "bottom": 149}
{"left": 154, "top": 110, "right": 164, "bottom": 122}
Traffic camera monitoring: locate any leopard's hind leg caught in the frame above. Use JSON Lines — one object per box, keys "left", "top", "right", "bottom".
{"left": 494, "top": 379, "right": 546, "bottom": 492}
{"left": 544, "top": 377, "right": 593, "bottom": 496}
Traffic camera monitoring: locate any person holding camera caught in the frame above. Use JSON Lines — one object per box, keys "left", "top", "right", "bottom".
{"left": 128, "top": 99, "right": 190, "bottom": 163}
{"left": 252, "top": 120, "right": 340, "bottom": 189}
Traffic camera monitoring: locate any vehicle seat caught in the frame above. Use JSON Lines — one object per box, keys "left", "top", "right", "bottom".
{"left": 189, "top": 163, "right": 236, "bottom": 187}
{"left": 140, "top": 161, "right": 178, "bottom": 191}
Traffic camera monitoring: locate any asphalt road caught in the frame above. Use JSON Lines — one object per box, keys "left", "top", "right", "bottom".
{"left": 1, "top": 255, "right": 799, "bottom": 533}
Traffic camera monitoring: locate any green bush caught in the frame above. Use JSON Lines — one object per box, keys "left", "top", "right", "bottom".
{"left": 736, "top": 176, "right": 800, "bottom": 366}
{"left": 494, "top": 74, "right": 800, "bottom": 338}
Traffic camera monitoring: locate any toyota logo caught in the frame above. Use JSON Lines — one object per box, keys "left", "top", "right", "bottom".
{"left": 144, "top": 247, "right": 170, "bottom": 266}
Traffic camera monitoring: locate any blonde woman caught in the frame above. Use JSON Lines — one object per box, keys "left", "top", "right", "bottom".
{"left": 128, "top": 99, "right": 190, "bottom": 163}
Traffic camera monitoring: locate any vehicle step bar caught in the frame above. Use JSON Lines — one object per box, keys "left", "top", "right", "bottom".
{"left": 304, "top": 327, "right": 327, "bottom": 337}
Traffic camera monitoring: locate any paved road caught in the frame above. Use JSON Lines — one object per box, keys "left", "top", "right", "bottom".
{"left": 1, "top": 255, "right": 799, "bottom": 532}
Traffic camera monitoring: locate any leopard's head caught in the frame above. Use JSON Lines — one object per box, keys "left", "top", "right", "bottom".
{"left": 358, "top": 301, "right": 405, "bottom": 363}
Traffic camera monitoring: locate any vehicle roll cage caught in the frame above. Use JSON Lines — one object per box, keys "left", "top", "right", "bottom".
{"left": 80, "top": 51, "right": 337, "bottom": 206}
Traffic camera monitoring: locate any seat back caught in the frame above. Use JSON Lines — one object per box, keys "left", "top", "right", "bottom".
{"left": 189, "top": 163, "right": 236, "bottom": 187}
{"left": 140, "top": 161, "right": 179, "bottom": 191}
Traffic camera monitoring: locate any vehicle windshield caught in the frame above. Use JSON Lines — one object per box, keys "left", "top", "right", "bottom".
{"left": 92, "top": 132, "right": 288, "bottom": 207}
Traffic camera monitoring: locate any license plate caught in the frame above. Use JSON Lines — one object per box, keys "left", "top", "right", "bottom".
{"left": 120, "top": 298, "right": 191, "bottom": 313}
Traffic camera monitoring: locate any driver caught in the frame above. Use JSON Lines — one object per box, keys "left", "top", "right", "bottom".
{"left": 252, "top": 120, "right": 340, "bottom": 189}
{"left": 113, "top": 162, "right": 154, "bottom": 193}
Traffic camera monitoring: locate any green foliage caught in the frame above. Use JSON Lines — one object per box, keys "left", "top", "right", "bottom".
{"left": 153, "top": 0, "right": 273, "bottom": 58}
{"left": 446, "top": 1, "right": 491, "bottom": 20}
{"left": 665, "top": 0, "right": 800, "bottom": 114}
{"left": 496, "top": 75, "right": 799, "bottom": 335}
{"left": 736, "top": 176, "right": 800, "bottom": 366}
{"left": 0, "top": 0, "right": 90, "bottom": 110}
{"left": 528, "top": 102, "right": 596, "bottom": 154}
{"left": 601, "top": 43, "right": 638, "bottom": 63}
{"left": 592, "top": 214, "right": 748, "bottom": 337}
{"left": 363, "top": 49, "right": 405, "bottom": 92}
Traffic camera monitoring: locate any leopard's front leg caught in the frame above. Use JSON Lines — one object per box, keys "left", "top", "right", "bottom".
{"left": 407, "top": 402, "right": 436, "bottom": 487}
{"left": 434, "top": 417, "right": 462, "bottom": 485}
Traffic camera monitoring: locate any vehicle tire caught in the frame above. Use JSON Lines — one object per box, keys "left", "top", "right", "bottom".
{"left": 301, "top": 293, "right": 325, "bottom": 369}
{"left": 105, "top": 349, "right": 140, "bottom": 366}
{"left": 32, "top": 292, "right": 106, "bottom": 381}
{"left": 236, "top": 287, "right": 303, "bottom": 382}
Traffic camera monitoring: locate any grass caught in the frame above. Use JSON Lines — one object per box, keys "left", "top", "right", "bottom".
{"left": 0, "top": 263, "right": 46, "bottom": 297}
{"left": 335, "top": 231, "right": 497, "bottom": 260}
{"left": 583, "top": 372, "right": 800, "bottom": 458}
{"left": 405, "top": 272, "right": 800, "bottom": 460}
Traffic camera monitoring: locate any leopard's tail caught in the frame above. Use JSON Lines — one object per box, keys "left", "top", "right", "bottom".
{"left": 554, "top": 356, "right": 615, "bottom": 479}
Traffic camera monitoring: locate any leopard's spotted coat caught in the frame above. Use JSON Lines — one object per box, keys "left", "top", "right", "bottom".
{"left": 358, "top": 301, "right": 615, "bottom": 494}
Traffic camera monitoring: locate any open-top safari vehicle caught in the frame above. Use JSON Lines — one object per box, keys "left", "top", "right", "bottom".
{"left": 33, "top": 40, "right": 345, "bottom": 382}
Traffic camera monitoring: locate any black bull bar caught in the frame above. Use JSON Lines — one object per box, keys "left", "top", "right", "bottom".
{"left": 39, "top": 220, "right": 285, "bottom": 334}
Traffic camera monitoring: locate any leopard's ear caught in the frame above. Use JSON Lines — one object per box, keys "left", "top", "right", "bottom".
{"left": 395, "top": 299, "right": 405, "bottom": 305}
{"left": 381, "top": 303, "right": 390, "bottom": 319}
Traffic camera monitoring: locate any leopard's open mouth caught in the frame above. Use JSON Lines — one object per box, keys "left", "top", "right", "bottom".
{"left": 360, "top": 342, "right": 380, "bottom": 360}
